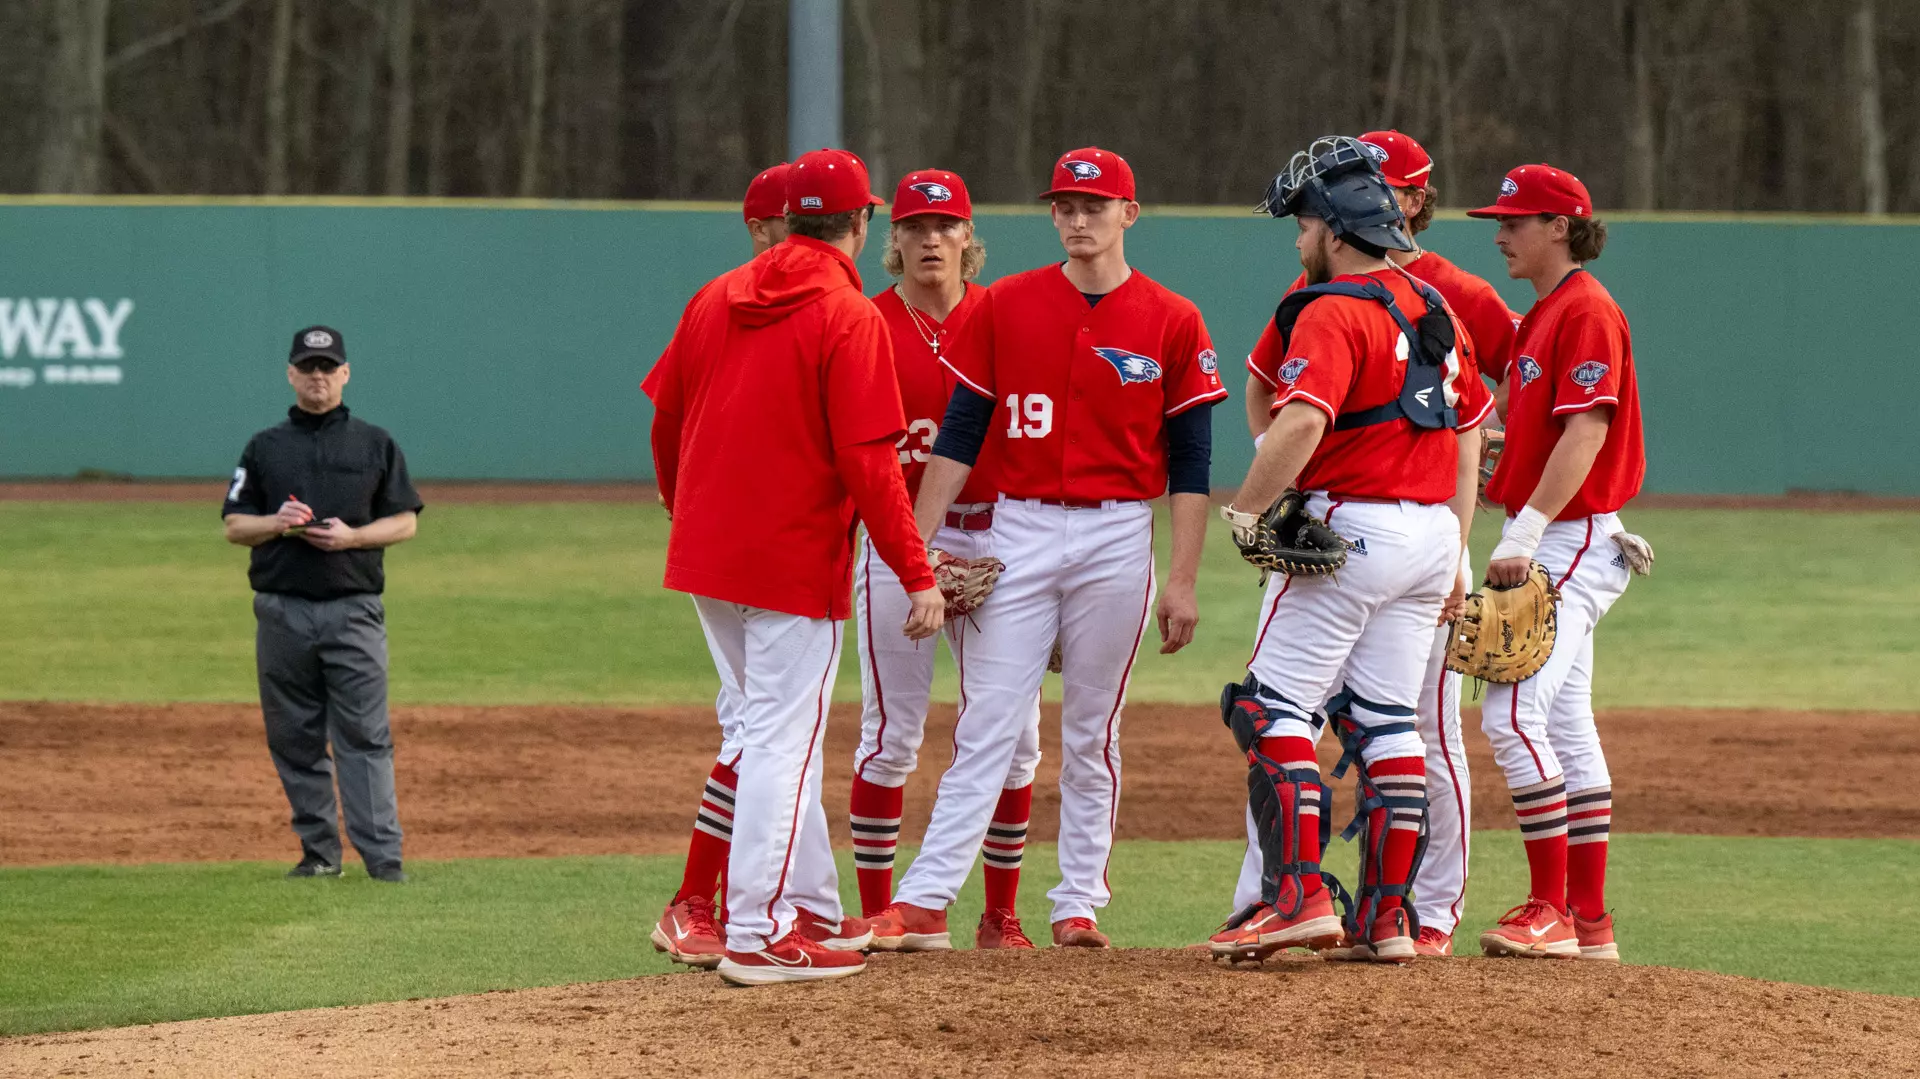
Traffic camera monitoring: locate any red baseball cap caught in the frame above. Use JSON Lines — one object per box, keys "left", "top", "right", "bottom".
{"left": 891, "top": 169, "right": 972, "bottom": 221}
{"left": 786, "top": 148, "right": 887, "bottom": 216}
{"left": 742, "top": 163, "right": 789, "bottom": 221}
{"left": 1039, "top": 147, "right": 1136, "bottom": 201}
{"left": 1467, "top": 164, "right": 1594, "bottom": 219}
{"left": 1358, "top": 130, "right": 1432, "bottom": 188}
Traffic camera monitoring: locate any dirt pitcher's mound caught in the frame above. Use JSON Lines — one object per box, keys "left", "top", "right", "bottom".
{"left": 5, "top": 951, "right": 1918, "bottom": 1078}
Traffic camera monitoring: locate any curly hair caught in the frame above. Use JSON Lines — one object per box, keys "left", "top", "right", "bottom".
{"left": 883, "top": 223, "right": 986, "bottom": 280}
{"left": 1404, "top": 184, "right": 1438, "bottom": 235}
{"left": 1565, "top": 215, "right": 1608, "bottom": 263}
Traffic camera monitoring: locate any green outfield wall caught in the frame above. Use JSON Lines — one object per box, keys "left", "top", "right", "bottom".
{"left": 0, "top": 199, "right": 1911, "bottom": 494}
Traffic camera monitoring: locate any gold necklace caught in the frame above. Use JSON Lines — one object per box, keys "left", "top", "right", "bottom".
{"left": 893, "top": 285, "right": 942, "bottom": 356}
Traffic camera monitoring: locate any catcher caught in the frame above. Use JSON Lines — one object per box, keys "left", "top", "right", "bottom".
{"left": 1463, "top": 164, "right": 1649, "bottom": 962}
{"left": 1213, "top": 135, "right": 1493, "bottom": 965}
{"left": 845, "top": 169, "right": 1046, "bottom": 950}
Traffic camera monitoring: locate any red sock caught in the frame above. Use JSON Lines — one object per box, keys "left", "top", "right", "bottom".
{"left": 1366, "top": 756, "right": 1428, "bottom": 914}
{"left": 675, "top": 760, "right": 737, "bottom": 905}
{"left": 1258, "top": 736, "right": 1323, "bottom": 903}
{"left": 1566, "top": 785, "right": 1613, "bottom": 920}
{"left": 1511, "top": 775, "right": 1569, "bottom": 909}
{"left": 849, "top": 775, "right": 905, "bottom": 918}
{"left": 983, "top": 783, "right": 1033, "bottom": 912}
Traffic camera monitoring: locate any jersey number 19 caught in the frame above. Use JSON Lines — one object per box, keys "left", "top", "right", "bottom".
{"left": 1004, "top": 393, "right": 1054, "bottom": 439}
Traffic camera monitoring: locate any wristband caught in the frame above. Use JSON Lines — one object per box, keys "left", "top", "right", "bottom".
{"left": 1489, "top": 505, "right": 1550, "bottom": 562}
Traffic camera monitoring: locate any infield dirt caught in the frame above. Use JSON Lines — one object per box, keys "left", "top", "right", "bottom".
{"left": 3, "top": 701, "right": 1915, "bottom": 865}
{"left": 5, "top": 949, "right": 1918, "bottom": 1078}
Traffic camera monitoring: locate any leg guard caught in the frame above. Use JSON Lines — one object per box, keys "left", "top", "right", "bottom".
{"left": 1328, "top": 690, "right": 1430, "bottom": 945}
{"left": 1220, "top": 674, "right": 1345, "bottom": 925}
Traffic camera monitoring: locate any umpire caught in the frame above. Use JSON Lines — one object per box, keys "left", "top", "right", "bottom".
{"left": 221, "top": 326, "right": 423, "bottom": 882}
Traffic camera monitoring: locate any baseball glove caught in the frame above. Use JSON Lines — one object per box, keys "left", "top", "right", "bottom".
{"left": 1220, "top": 489, "right": 1348, "bottom": 585}
{"left": 1445, "top": 561, "right": 1561, "bottom": 683}
{"left": 931, "top": 549, "right": 1005, "bottom": 618}
{"left": 1477, "top": 428, "right": 1505, "bottom": 510}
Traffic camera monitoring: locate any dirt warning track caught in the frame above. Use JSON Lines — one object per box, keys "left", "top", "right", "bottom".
{"left": 2, "top": 702, "right": 1913, "bottom": 866}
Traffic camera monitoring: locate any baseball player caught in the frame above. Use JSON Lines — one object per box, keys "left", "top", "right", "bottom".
{"left": 653, "top": 161, "right": 864, "bottom": 969}
{"left": 845, "top": 169, "right": 1045, "bottom": 948}
{"left": 1228, "top": 130, "right": 1513, "bottom": 956}
{"left": 643, "top": 148, "right": 944, "bottom": 986}
{"left": 868, "top": 147, "right": 1227, "bottom": 950}
{"left": 1466, "top": 165, "right": 1647, "bottom": 962}
{"left": 1215, "top": 136, "right": 1492, "bottom": 965}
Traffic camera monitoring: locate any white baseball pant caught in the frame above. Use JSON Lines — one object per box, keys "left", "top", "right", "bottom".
{"left": 895, "top": 497, "right": 1155, "bottom": 924}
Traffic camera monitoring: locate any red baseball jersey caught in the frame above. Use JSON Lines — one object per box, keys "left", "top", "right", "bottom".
{"left": 1485, "top": 270, "right": 1644, "bottom": 519}
{"left": 872, "top": 284, "right": 998, "bottom": 504}
{"left": 942, "top": 266, "right": 1226, "bottom": 502}
{"left": 1247, "top": 267, "right": 1495, "bottom": 503}
{"left": 1282, "top": 250, "right": 1513, "bottom": 381}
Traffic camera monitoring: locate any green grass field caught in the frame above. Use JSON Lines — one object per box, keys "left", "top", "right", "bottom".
{"left": 4, "top": 499, "right": 1917, "bottom": 1038}
{"left": 5, "top": 834, "right": 1916, "bottom": 1035}
{"left": 1, "top": 501, "right": 1915, "bottom": 709}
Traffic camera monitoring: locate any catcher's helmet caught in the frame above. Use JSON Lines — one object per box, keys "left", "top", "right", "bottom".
{"left": 1257, "top": 136, "right": 1413, "bottom": 253}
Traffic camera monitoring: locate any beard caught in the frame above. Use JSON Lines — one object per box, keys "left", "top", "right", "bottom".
{"left": 1301, "top": 234, "right": 1332, "bottom": 285}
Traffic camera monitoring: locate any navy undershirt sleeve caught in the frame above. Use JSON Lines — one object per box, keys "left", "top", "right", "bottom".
{"left": 930, "top": 385, "right": 996, "bottom": 466}
{"left": 1165, "top": 403, "right": 1215, "bottom": 496}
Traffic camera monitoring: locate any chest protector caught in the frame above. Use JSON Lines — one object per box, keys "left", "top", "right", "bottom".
{"left": 1272, "top": 275, "right": 1461, "bottom": 431}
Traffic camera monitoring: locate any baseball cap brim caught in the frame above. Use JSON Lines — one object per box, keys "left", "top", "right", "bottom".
{"left": 1465, "top": 204, "right": 1538, "bottom": 218}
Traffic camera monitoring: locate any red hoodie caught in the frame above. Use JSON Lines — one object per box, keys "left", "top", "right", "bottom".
{"left": 643, "top": 235, "right": 933, "bottom": 619}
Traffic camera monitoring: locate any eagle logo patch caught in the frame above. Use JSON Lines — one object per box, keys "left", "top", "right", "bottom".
{"left": 1500, "top": 177, "right": 1519, "bottom": 197}
{"left": 908, "top": 181, "right": 953, "bottom": 202}
{"left": 1517, "top": 356, "right": 1543, "bottom": 387}
{"left": 1571, "top": 361, "right": 1609, "bottom": 388}
{"left": 1064, "top": 159, "right": 1103, "bottom": 181}
{"left": 1279, "top": 357, "right": 1309, "bottom": 385}
{"left": 1093, "top": 347, "right": 1162, "bottom": 385}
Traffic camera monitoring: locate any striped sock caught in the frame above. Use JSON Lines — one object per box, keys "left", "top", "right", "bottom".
{"left": 849, "top": 776, "right": 904, "bottom": 918}
{"left": 1566, "top": 785, "right": 1613, "bottom": 921}
{"left": 1369, "top": 757, "right": 1428, "bottom": 914}
{"left": 982, "top": 784, "right": 1033, "bottom": 912}
{"left": 1258, "top": 736, "right": 1324, "bottom": 903}
{"left": 674, "top": 761, "right": 736, "bottom": 905}
{"left": 1511, "top": 775, "right": 1569, "bottom": 909}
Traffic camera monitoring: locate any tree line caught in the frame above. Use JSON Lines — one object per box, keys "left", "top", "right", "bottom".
{"left": 4, "top": 0, "right": 1916, "bottom": 214}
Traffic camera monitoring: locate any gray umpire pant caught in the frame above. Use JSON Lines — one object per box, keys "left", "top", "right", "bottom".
{"left": 254, "top": 591, "right": 403, "bottom": 870}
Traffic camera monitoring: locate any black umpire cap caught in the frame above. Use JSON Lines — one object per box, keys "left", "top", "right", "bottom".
{"left": 289, "top": 325, "right": 346, "bottom": 366}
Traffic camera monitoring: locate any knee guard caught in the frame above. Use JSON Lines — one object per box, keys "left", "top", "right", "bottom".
{"left": 1327, "top": 690, "right": 1430, "bottom": 943}
{"left": 1221, "top": 674, "right": 1345, "bottom": 925}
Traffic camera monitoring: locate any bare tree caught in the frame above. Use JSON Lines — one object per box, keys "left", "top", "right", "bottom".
{"left": 263, "top": 0, "right": 293, "bottom": 194}
{"left": 385, "top": 0, "right": 415, "bottom": 195}
{"left": 1851, "top": 0, "right": 1888, "bottom": 213}
{"left": 37, "top": 0, "right": 110, "bottom": 194}
{"left": 518, "top": 0, "right": 550, "bottom": 197}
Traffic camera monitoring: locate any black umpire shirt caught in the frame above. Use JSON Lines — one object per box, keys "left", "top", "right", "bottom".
{"left": 221, "top": 405, "right": 425, "bottom": 600}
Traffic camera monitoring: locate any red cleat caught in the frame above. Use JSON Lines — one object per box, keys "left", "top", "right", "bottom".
{"left": 1574, "top": 911, "right": 1619, "bottom": 962}
{"left": 1413, "top": 925, "right": 1454, "bottom": 957}
{"left": 866, "top": 902, "right": 952, "bottom": 952}
{"left": 976, "top": 908, "right": 1036, "bottom": 950}
{"left": 1480, "top": 897, "right": 1579, "bottom": 959}
{"left": 1051, "top": 917, "right": 1110, "bottom": 948}
{"left": 650, "top": 896, "right": 725, "bottom": 969}
{"left": 793, "top": 907, "right": 874, "bottom": 952}
{"left": 716, "top": 931, "right": 867, "bottom": 986}
{"left": 1212, "top": 890, "right": 1344, "bottom": 963}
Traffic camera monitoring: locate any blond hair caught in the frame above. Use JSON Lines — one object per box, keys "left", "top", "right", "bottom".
{"left": 883, "top": 221, "right": 986, "bottom": 280}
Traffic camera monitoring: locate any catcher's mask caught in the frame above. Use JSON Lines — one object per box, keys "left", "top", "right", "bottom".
{"left": 1257, "top": 136, "right": 1414, "bottom": 255}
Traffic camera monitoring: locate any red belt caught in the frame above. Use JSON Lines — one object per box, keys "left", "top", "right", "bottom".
{"left": 944, "top": 506, "right": 995, "bottom": 531}
{"left": 1325, "top": 494, "right": 1398, "bottom": 505}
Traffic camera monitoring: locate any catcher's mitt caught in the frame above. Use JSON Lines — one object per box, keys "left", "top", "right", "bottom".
{"left": 1220, "top": 489, "right": 1348, "bottom": 584}
{"left": 931, "top": 549, "right": 1005, "bottom": 618}
{"left": 1477, "top": 428, "right": 1505, "bottom": 510}
{"left": 1445, "top": 561, "right": 1561, "bottom": 683}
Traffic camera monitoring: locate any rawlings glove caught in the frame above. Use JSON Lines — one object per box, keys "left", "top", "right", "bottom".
{"left": 1477, "top": 428, "right": 1505, "bottom": 510}
{"left": 1220, "top": 489, "right": 1348, "bottom": 585}
{"left": 1445, "top": 561, "right": 1561, "bottom": 683}
{"left": 931, "top": 549, "right": 1006, "bottom": 618}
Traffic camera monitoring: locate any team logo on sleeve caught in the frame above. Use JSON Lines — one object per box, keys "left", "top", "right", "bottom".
{"left": 1278, "top": 357, "right": 1309, "bottom": 385}
{"left": 1571, "top": 361, "right": 1610, "bottom": 388}
{"left": 1065, "top": 160, "right": 1103, "bottom": 181}
{"left": 1198, "top": 348, "right": 1218, "bottom": 375}
{"left": 1517, "top": 356, "right": 1543, "bottom": 387}
{"left": 908, "top": 181, "right": 953, "bottom": 202}
{"left": 1092, "top": 346, "right": 1163, "bottom": 385}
